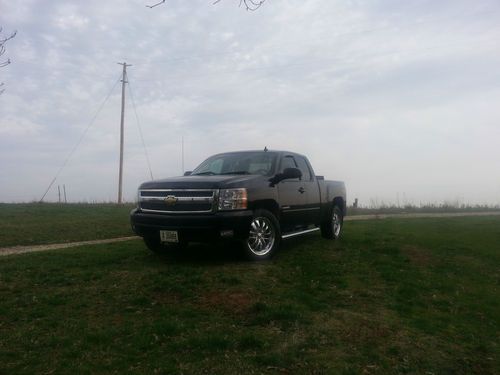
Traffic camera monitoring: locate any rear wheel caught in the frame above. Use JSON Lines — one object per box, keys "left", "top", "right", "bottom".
{"left": 242, "top": 209, "right": 280, "bottom": 261}
{"left": 143, "top": 233, "right": 187, "bottom": 254}
{"left": 320, "top": 205, "right": 343, "bottom": 240}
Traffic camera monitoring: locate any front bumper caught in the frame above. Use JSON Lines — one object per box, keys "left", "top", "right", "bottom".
{"left": 130, "top": 208, "right": 253, "bottom": 242}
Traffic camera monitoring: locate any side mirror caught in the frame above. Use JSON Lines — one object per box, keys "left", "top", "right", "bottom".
{"left": 184, "top": 171, "right": 192, "bottom": 176}
{"left": 282, "top": 167, "right": 302, "bottom": 180}
{"left": 269, "top": 167, "right": 302, "bottom": 186}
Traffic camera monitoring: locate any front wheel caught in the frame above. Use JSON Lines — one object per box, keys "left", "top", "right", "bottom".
{"left": 320, "top": 205, "right": 343, "bottom": 240}
{"left": 242, "top": 209, "right": 281, "bottom": 261}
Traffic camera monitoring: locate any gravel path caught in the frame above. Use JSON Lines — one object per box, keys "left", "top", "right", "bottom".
{"left": 1, "top": 211, "right": 499, "bottom": 256}
{"left": 345, "top": 211, "right": 500, "bottom": 221}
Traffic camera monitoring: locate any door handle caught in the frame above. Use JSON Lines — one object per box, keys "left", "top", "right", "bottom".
{"left": 298, "top": 187, "right": 305, "bottom": 194}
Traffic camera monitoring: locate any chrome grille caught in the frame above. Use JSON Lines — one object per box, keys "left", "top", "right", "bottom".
{"left": 139, "top": 189, "right": 216, "bottom": 213}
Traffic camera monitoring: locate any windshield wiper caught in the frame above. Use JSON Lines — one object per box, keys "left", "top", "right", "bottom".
{"left": 192, "top": 171, "right": 217, "bottom": 175}
{"left": 220, "top": 171, "right": 250, "bottom": 175}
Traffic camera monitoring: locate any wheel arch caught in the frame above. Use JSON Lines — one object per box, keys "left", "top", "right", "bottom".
{"left": 250, "top": 199, "right": 280, "bottom": 219}
{"left": 332, "top": 196, "right": 346, "bottom": 216}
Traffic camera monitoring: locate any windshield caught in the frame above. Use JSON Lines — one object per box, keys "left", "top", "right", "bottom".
{"left": 192, "top": 152, "right": 277, "bottom": 176}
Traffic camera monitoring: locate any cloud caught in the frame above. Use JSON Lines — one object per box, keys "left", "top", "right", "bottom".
{"left": 1, "top": 0, "right": 500, "bottom": 204}
{"left": 55, "top": 14, "right": 89, "bottom": 30}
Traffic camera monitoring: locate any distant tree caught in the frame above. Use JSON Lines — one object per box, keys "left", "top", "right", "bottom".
{"left": 146, "top": 0, "right": 266, "bottom": 11}
{"left": 0, "top": 27, "right": 17, "bottom": 95}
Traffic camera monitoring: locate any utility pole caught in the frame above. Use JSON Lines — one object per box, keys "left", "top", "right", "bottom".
{"left": 117, "top": 62, "right": 131, "bottom": 204}
{"left": 181, "top": 135, "right": 184, "bottom": 174}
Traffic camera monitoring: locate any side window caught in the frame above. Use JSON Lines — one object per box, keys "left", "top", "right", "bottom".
{"left": 295, "top": 157, "right": 312, "bottom": 181}
{"left": 280, "top": 155, "right": 297, "bottom": 172}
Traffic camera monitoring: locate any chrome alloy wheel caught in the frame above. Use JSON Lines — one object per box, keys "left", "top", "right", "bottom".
{"left": 332, "top": 210, "right": 342, "bottom": 237}
{"left": 247, "top": 217, "right": 276, "bottom": 256}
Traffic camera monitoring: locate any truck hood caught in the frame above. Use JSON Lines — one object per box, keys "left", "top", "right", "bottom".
{"left": 139, "top": 174, "right": 265, "bottom": 190}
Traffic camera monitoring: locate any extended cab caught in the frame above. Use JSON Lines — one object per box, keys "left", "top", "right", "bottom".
{"left": 130, "top": 150, "right": 346, "bottom": 260}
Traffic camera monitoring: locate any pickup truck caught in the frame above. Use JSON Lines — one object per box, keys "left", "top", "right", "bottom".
{"left": 130, "top": 150, "right": 346, "bottom": 260}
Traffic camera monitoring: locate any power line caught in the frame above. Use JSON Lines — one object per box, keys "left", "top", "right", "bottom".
{"left": 39, "top": 74, "right": 122, "bottom": 202}
{"left": 127, "top": 71, "right": 154, "bottom": 181}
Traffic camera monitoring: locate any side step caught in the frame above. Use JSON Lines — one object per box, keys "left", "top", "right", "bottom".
{"left": 282, "top": 227, "right": 320, "bottom": 239}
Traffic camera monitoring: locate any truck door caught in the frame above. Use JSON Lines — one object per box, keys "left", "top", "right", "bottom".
{"left": 295, "top": 155, "right": 322, "bottom": 224}
{"left": 277, "top": 155, "right": 309, "bottom": 229}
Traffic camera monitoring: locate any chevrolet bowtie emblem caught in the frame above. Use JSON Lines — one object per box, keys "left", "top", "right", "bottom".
{"left": 164, "top": 195, "right": 177, "bottom": 206}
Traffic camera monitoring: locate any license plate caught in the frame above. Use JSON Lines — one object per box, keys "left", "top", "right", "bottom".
{"left": 160, "top": 230, "right": 179, "bottom": 243}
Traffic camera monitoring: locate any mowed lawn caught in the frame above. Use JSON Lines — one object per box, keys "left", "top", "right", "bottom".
{"left": 0, "top": 216, "right": 499, "bottom": 374}
{"left": 0, "top": 203, "right": 135, "bottom": 247}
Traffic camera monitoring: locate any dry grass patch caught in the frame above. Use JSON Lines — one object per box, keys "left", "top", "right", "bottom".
{"left": 198, "top": 289, "right": 256, "bottom": 314}
{"left": 401, "top": 245, "right": 433, "bottom": 267}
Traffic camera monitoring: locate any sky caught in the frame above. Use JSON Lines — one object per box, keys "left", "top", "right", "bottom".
{"left": 1, "top": 0, "right": 499, "bottom": 206}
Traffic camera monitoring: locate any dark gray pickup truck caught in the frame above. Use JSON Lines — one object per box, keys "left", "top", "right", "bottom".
{"left": 131, "top": 150, "right": 346, "bottom": 260}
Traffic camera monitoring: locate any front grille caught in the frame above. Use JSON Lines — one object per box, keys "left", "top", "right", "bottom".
{"left": 139, "top": 189, "right": 216, "bottom": 213}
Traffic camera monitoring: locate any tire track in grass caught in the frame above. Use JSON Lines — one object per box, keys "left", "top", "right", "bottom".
{"left": 0, "top": 236, "right": 139, "bottom": 256}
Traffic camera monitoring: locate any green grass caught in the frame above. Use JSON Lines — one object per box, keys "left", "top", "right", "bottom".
{"left": 2, "top": 203, "right": 498, "bottom": 248}
{"left": 0, "top": 203, "right": 135, "bottom": 247}
{"left": 0, "top": 216, "right": 499, "bottom": 374}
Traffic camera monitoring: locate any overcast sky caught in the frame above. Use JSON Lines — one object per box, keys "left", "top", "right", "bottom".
{"left": 1, "top": 0, "right": 499, "bottom": 206}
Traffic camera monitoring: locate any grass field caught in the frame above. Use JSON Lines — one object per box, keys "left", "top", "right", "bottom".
{"left": 1, "top": 203, "right": 498, "bottom": 248}
{"left": 0, "top": 215, "right": 499, "bottom": 374}
{"left": 0, "top": 203, "right": 135, "bottom": 247}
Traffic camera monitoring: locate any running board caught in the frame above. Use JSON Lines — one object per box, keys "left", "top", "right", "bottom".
{"left": 282, "top": 227, "right": 320, "bottom": 239}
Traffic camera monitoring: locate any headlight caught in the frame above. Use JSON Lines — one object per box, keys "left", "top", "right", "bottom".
{"left": 218, "top": 188, "right": 248, "bottom": 211}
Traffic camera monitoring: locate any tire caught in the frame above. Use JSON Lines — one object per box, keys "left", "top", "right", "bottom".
{"left": 320, "top": 205, "right": 343, "bottom": 240}
{"left": 143, "top": 233, "right": 187, "bottom": 254}
{"left": 242, "top": 209, "right": 281, "bottom": 261}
